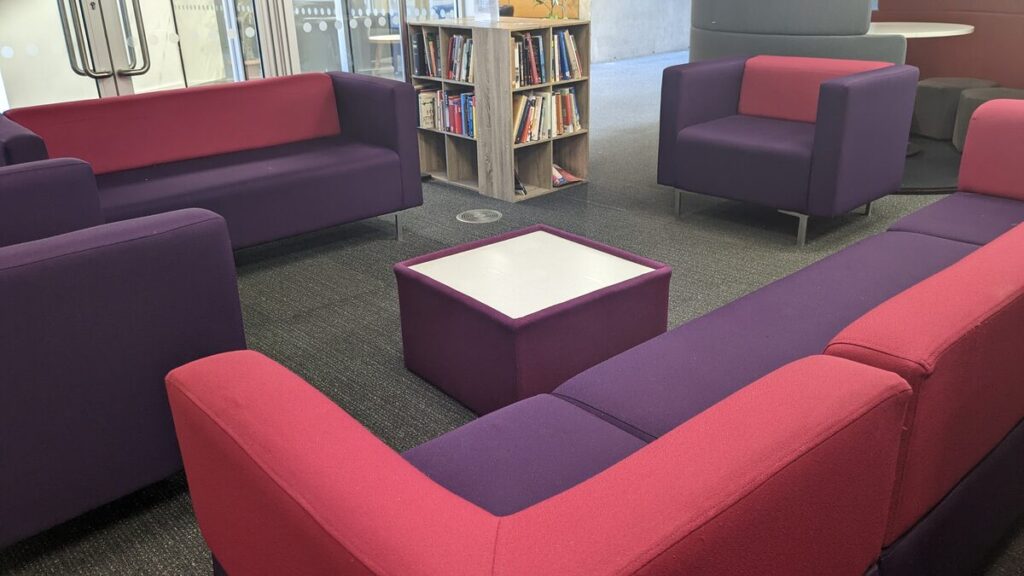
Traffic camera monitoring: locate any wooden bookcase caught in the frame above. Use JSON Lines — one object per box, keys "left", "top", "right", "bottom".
{"left": 408, "top": 17, "right": 590, "bottom": 202}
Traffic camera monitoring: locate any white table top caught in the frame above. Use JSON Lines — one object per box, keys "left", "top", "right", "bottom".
{"left": 409, "top": 231, "right": 655, "bottom": 319}
{"left": 867, "top": 22, "right": 975, "bottom": 39}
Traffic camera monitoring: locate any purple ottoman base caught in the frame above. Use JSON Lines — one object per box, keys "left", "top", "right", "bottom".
{"left": 394, "top": 225, "right": 671, "bottom": 415}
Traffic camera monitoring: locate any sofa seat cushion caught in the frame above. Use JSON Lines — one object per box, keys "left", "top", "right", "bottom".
{"left": 402, "top": 394, "right": 647, "bottom": 516}
{"left": 96, "top": 137, "right": 402, "bottom": 249}
{"left": 675, "top": 114, "right": 815, "bottom": 212}
{"left": 890, "top": 192, "right": 1024, "bottom": 246}
{"left": 555, "top": 231, "right": 977, "bottom": 439}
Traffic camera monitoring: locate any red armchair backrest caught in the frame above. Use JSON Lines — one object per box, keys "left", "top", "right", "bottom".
{"left": 826, "top": 222, "right": 1024, "bottom": 544}
{"left": 5, "top": 73, "right": 340, "bottom": 175}
{"left": 959, "top": 99, "right": 1024, "bottom": 201}
{"left": 738, "top": 55, "right": 892, "bottom": 123}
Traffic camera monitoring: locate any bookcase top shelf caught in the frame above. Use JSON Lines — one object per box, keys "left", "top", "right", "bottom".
{"left": 408, "top": 17, "right": 589, "bottom": 31}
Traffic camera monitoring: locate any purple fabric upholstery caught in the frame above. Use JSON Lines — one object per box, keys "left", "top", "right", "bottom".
{"left": 0, "top": 159, "right": 103, "bottom": 248}
{"left": 0, "top": 113, "right": 47, "bottom": 166}
{"left": 395, "top": 225, "right": 671, "bottom": 415}
{"left": 402, "top": 394, "right": 647, "bottom": 516}
{"left": 675, "top": 115, "right": 816, "bottom": 212}
{"left": 658, "top": 58, "right": 746, "bottom": 186}
{"left": 0, "top": 209, "right": 246, "bottom": 547}
{"left": 329, "top": 72, "right": 422, "bottom": 211}
{"left": 659, "top": 58, "right": 918, "bottom": 218}
{"left": 808, "top": 65, "right": 919, "bottom": 216}
{"left": 96, "top": 137, "right": 402, "bottom": 249}
{"left": 879, "top": 419, "right": 1024, "bottom": 576}
{"left": 890, "top": 192, "right": 1024, "bottom": 246}
{"left": 556, "top": 231, "right": 976, "bottom": 438}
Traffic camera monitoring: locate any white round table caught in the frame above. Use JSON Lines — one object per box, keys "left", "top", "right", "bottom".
{"left": 867, "top": 22, "right": 975, "bottom": 39}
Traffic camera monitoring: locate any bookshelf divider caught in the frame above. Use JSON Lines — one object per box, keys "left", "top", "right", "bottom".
{"left": 408, "top": 17, "right": 590, "bottom": 203}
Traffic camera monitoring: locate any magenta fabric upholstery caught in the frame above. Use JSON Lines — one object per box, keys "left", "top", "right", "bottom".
{"left": 395, "top": 225, "right": 671, "bottom": 415}
{"left": 402, "top": 394, "right": 646, "bottom": 515}
{"left": 0, "top": 209, "right": 246, "bottom": 547}
{"left": 0, "top": 159, "right": 103, "bottom": 248}
{"left": 676, "top": 114, "right": 816, "bottom": 213}
{"left": 556, "top": 231, "right": 976, "bottom": 439}
{"left": 0, "top": 113, "right": 47, "bottom": 166}
{"left": 890, "top": 192, "right": 1024, "bottom": 246}
{"left": 96, "top": 138, "right": 402, "bottom": 249}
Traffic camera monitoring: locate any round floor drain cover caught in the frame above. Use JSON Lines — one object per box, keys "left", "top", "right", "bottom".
{"left": 456, "top": 209, "right": 503, "bottom": 224}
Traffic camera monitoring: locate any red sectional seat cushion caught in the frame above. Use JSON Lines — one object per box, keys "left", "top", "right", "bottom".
{"left": 826, "top": 222, "right": 1024, "bottom": 545}
{"left": 5, "top": 74, "right": 340, "bottom": 175}
{"left": 958, "top": 99, "right": 1024, "bottom": 201}
{"left": 739, "top": 55, "right": 893, "bottom": 123}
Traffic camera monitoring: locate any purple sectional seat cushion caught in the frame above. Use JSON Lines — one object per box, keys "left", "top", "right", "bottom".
{"left": 556, "top": 231, "right": 977, "bottom": 439}
{"left": 95, "top": 137, "right": 402, "bottom": 249}
{"left": 402, "top": 394, "right": 647, "bottom": 516}
{"left": 889, "top": 192, "right": 1024, "bottom": 246}
{"left": 675, "top": 114, "right": 816, "bottom": 212}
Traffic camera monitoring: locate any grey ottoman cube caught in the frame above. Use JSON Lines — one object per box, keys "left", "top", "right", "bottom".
{"left": 914, "top": 78, "right": 999, "bottom": 140}
{"left": 953, "top": 87, "right": 1024, "bottom": 151}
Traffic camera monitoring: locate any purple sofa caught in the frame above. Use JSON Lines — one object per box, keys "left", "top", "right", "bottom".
{"left": 0, "top": 159, "right": 246, "bottom": 547}
{"left": 0, "top": 72, "right": 421, "bottom": 249}
{"left": 659, "top": 55, "right": 918, "bottom": 244}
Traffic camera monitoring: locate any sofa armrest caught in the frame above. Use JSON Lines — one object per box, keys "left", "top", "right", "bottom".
{"left": 658, "top": 58, "right": 746, "bottom": 186}
{"left": 166, "top": 350, "right": 499, "bottom": 576}
{"left": 808, "top": 64, "right": 919, "bottom": 217}
{"left": 959, "top": 99, "right": 1024, "bottom": 201}
{"left": 0, "top": 113, "right": 48, "bottom": 166}
{"left": 0, "top": 208, "right": 246, "bottom": 547}
{"left": 0, "top": 159, "right": 103, "bottom": 248}
{"left": 328, "top": 72, "right": 423, "bottom": 210}
{"left": 168, "top": 352, "right": 910, "bottom": 575}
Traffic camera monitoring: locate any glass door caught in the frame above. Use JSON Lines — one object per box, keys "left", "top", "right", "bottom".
{"left": 0, "top": 0, "right": 264, "bottom": 111}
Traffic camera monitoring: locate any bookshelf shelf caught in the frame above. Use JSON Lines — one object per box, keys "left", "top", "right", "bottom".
{"left": 409, "top": 17, "right": 590, "bottom": 202}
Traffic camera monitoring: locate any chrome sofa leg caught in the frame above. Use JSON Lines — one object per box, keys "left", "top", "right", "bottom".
{"left": 394, "top": 212, "right": 404, "bottom": 241}
{"left": 861, "top": 202, "right": 873, "bottom": 217}
{"left": 779, "top": 210, "right": 809, "bottom": 246}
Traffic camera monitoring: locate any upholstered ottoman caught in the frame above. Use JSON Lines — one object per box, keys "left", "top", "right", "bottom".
{"left": 394, "top": 225, "right": 671, "bottom": 415}
{"left": 913, "top": 78, "right": 999, "bottom": 139}
{"left": 953, "top": 88, "right": 1024, "bottom": 151}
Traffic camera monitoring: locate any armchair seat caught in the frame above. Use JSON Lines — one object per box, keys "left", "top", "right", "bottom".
{"left": 98, "top": 137, "right": 402, "bottom": 249}
{"left": 676, "top": 115, "right": 815, "bottom": 212}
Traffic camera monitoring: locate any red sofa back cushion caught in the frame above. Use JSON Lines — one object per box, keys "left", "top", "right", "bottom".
{"left": 5, "top": 74, "right": 340, "bottom": 175}
{"left": 739, "top": 55, "right": 892, "bottom": 123}
{"left": 959, "top": 99, "right": 1024, "bottom": 201}
{"left": 825, "top": 222, "right": 1024, "bottom": 544}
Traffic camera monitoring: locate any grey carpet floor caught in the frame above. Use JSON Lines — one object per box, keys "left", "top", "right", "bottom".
{"left": 2, "top": 51, "right": 1022, "bottom": 576}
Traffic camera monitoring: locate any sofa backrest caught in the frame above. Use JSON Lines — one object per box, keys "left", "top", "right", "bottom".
{"left": 4, "top": 74, "right": 340, "bottom": 175}
{"left": 739, "top": 55, "right": 892, "bottom": 123}
{"left": 825, "top": 222, "right": 1024, "bottom": 544}
{"left": 692, "top": 0, "right": 874, "bottom": 36}
{"left": 959, "top": 99, "right": 1024, "bottom": 201}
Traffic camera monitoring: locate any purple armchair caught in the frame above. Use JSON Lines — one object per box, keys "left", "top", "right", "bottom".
{"left": 0, "top": 159, "right": 246, "bottom": 547}
{"left": 659, "top": 55, "right": 919, "bottom": 245}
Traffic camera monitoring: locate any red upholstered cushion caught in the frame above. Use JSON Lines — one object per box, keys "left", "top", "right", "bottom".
{"left": 826, "top": 222, "right": 1024, "bottom": 544}
{"left": 739, "top": 55, "right": 893, "bottom": 123}
{"left": 168, "top": 351, "right": 909, "bottom": 575}
{"left": 6, "top": 74, "right": 340, "bottom": 175}
{"left": 959, "top": 99, "right": 1024, "bottom": 201}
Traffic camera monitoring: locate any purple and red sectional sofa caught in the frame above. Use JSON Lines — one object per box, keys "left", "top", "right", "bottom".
{"left": 659, "top": 55, "right": 919, "bottom": 244}
{"left": 0, "top": 72, "right": 421, "bottom": 249}
{"left": 165, "top": 100, "right": 1024, "bottom": 575}
{"left": 0, "top": 159, "right": 245, "bottom": 547}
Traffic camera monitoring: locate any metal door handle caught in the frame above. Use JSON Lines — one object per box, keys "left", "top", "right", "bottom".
{"left": 117, "top": 0, "right": 150, "bottom": 76}
{"left": 56, "top": 0, "right": 114, "bottom": 79}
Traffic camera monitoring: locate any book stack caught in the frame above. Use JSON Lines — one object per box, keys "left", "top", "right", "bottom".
{"left": 511, "top": 32, "right": 546, "bottom": 88}
{"left": 411, "top": 30, "right": 441, "bottom": 77}
{"left": 552, "top": 29, "right": 583, "bottom": 81}
{"left": 446, "top": 34, "right": 474, "bottom": 83}
{"left": 512, "top": 87, "right": 581, "bottom": 144}
{"left": 419, "top": 89, "right": 477, "bottom": 138}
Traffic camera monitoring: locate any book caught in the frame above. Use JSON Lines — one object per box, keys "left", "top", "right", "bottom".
{"left": 552, "top": 164, "right": 582, "bottom": 187}
{"left": 411, "top": 32, "right": 425, "bottom": 76}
